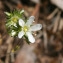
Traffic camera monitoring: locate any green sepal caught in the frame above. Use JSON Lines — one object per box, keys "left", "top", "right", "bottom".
{"left": 24, "top": 35, "right": 31, "bottom": 44}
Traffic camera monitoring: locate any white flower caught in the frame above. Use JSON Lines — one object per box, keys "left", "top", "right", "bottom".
{"left": 10, "top": 16, "right": 19, "bottom": 27}
{"left": 18, "top": 16, "right": 42, "bottom": 43}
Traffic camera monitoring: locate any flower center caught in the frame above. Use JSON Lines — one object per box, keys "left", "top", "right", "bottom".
{"left": 23, "top": 26, "right": 29, "bottom": 32}
{"left": 11, "top": 16, "right": 18, "bottom": 22}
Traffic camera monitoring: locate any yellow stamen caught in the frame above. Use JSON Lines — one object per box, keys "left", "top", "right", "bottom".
{"left": 12, "top": 17, "right": 17, "bottom": 22}
{"left": 23, "top": 26, "right": 28, "bottom": 32}
{"left": 11, "top": 16, "right": 18, "bottom": 22}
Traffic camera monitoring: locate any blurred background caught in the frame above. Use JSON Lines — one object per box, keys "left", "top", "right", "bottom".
{"left": 0, "top": 0, "right": 63, "bottom": 63}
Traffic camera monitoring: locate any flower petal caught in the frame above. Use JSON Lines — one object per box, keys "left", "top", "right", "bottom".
{"left": 26, "top": 32, "right": 35, "bottom": 43}
{"left": 4, "top": 12, "right": 11, "bottom": 16}
{"left": 26, "top": 16, "right": 35, "bottom": 25}
{"left": 11, "top": 31, "right": 16, "bottom": 36}
{"left": 20, "top": 10, "right": 24, "bottom": 14}
{"left": 18, "top": 31, "right": 24, "bottom": 38}
{"left": 19, "top": 19, "right": 25, "bottom": 27}
{"left": 30, "top": 24, "right": 42, "bottom": 31}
